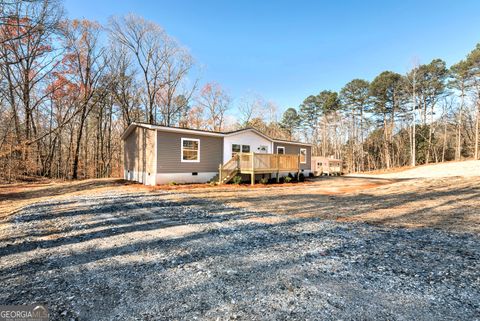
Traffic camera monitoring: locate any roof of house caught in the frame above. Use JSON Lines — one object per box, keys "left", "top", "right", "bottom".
{"left": 121, "top": 122, "right": 312, "bottom": 146}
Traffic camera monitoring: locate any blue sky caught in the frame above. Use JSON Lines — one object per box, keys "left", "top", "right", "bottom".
{"left": 64, "top": 0, "right": 480, "bottom": 115}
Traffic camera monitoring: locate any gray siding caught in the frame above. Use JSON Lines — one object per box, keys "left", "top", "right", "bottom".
{"left": 273, "top": 142, "right": 311, "bottom": 170}
{"left": 124, "top": 126, "right": 156, "bottom": 183}
{"left": 157, "top": 131, "right": 223, "bottom": 173}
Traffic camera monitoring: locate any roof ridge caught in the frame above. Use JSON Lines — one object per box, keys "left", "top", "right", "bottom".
{"left": 123, "top": 122, "right": 312, "bottom": 145}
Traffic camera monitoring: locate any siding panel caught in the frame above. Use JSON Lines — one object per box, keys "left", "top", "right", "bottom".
{"left": 273, "top": 142, "right": 311, "bottom": 170}
{"left": 157, "top": 131, "right": 223, "bottom": 173}
{"left": 124, "top": 127, "right": 156, "bottom": 184}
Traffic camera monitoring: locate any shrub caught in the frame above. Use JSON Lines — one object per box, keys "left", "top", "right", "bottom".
{"left": 288, "top": 172, "right": 298, "bottom": 182}
{"left": 268, "top": 177, "right": 277, "bottom": 184}
{"left": 232, "top": 175, "right": 242, "bottom": 185}
{"left": 168, "top": 181, "right": 177, "bottom": 186}
{"left": 299, "top": 173, "right": 305, "bottom": 182}
{"left": 284, "top": 176, "right": 292, "bottom": 183}
{"left": 259, "top": 177, "right": 268, "bottom": 184}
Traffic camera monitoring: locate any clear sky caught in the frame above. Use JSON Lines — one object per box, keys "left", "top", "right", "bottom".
{"left": 64, "top": 0, "right": 480, "bottom": 114}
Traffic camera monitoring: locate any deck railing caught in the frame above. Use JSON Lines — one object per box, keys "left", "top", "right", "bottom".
{"left": 219, "top": 152, "right": 300, "bottom": 184}
{"left": 236, "top": 153, "right": 300, "bottom": 172}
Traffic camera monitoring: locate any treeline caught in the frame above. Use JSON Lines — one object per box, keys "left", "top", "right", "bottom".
{"left": 1, "top": 0, "right": 479, "bottom": 182}
{"left": 279, "top": 49, "right": 480, "bottom": 172}
{"left": 0, "top": 0, "right": 245, "bottom": 182}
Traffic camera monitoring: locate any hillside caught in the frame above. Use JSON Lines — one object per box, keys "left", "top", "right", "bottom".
{"left": 351, "top": 160, "right": 480, "bottom": 179}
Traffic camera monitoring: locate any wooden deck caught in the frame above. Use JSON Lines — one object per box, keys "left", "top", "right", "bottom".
{"left": 219, "top": 153, "right": 301, "bottom": 185}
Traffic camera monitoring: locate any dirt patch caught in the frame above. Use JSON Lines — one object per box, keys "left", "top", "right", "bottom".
{"left": 0, "top": 179, "right": 131, "bottom": 218}
{"left": 176, "top": 175, "right": 479, "bottom": 233}
{"left": 2, "top": 172, "right": 478, "bottom": 233}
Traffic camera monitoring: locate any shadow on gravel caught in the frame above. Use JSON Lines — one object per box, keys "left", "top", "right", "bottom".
{"left": 204, "top": 179, "right": 480, "bottom": 233}
{"left": 0, "top": 195, "right": 272, "bottom": 258}
{"left": 2, "top": 180, "right": 479, "bottom": 260}
{"left": 0, "top": 185, "right": 479, "bottom": 320}
{"left": 2, "top": 210, "right": 479, "bottom": 320}
{"left": 0, "top": 179, "right": 129, "bottom": 202}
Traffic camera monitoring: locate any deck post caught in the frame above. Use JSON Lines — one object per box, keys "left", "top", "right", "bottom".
{"left": 218, "top": 164, "right": 223, "bottom": 184}
{"left": 251, "top": 153, "right": 255, "bottom": 185}
{"left": 297, "top": 154, "right": 301, "bottom": 180}
{"left": 276, "top": 154, "right": 280, "bottom": 183}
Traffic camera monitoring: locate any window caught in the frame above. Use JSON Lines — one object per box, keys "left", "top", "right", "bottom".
{"left": 277, "top": 146, "right": 285, "bottom": 154}
{"left": 300, "top": 148, "right": 307, "bottom": 164}
{"left": 232, "top": 144, "right": 250, "bottom": 157}
{"left": 181, "top": 138, "right": 200, "bottom": 162}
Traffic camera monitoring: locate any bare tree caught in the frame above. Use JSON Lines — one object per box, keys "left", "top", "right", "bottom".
{"left": 156, "top": 43, "right": 196, "bottom": 126}
{"left": 62, "top": 19, "right": 107, "bottom": 179}
{"left": 197, "top": 82, "right": 230, "bottom": 131}
{"left": 238, "top": 93, "right": 265, "bottom": 126}
{"left": 107, "top": 41, "right": 142, "bottom": 127}
{"left": 109, "top": 14, "right": 175, "bottom": 124}
{"left": 0, "top": 0, "right": 63, "bottom": 176}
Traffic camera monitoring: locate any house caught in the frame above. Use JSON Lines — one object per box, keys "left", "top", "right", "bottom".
{"left": 121, "top": 122, "right": 312, "bottom": 185}
{"left": 311, "top": 156, "right": 343, "bottom": 176}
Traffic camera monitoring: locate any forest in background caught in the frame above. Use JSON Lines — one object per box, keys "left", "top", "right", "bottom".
{"left": 0, "top": 0, "right": 479, "bottom": 182}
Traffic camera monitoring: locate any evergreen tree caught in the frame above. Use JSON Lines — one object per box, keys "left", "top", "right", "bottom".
{"left": 370, "top": 71, "right": 404, "bottom": 168}
{"left": 280, "top": 108, "right": 300, "bottom": 140}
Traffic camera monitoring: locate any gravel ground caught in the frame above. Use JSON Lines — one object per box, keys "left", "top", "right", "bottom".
{"left": 0, "top": 189, "right": 479, "bottom": 320}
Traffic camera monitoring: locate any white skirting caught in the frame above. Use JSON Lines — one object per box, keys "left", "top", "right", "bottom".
{"left": 124, "top": 170, "right": 156, "bottom": 185}
{"left": 156, "top": 172, "right": 217, "bottom": 185}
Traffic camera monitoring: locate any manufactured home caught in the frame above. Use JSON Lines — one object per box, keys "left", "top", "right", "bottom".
{"left": 311, "top": 156, "right": 343, "bottom": 176}
{"left": 121, "top": 122, "right": 312, "bottom": 185}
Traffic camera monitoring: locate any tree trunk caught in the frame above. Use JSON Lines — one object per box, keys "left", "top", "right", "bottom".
{"left": 72, "top": 103, "right": 88, "bottom": 179}
{"left": 475, "top": 100, "right": 479, "bottom": 160}
{"left": 383, "top": 114, "right": 390, "bottom": 169}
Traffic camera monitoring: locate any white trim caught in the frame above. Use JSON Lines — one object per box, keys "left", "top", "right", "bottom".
{"left": 122, "top": 122, "right": 224, "bottom": 140}
{"left": 273, "top": 139, "right": 312, "bottom": 146}
{"left": 158, "top": 127, "right": 223, "bottom": 137}
{"left": 300, "top": 148, "right": 307, "bottom": 164}
{"left": 225, "top": 128, "right": 273, "bottom": 142}
{"left": 121, "top": 122, "right": 313, "bottom": 145}
{"left": 181, "top": 137, "right": 200, "bottom": 163}
{"left": 276, "top": 146, "right": 285, "bottom": 154}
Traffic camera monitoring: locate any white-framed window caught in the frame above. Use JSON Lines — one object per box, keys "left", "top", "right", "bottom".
{"left": 232, "top": 144, "right": 250, "bottom": 157}
{"left": 181, "top": 138, "right": 200, "bottom": 162}
{"left": 300, "top": 148, "right": 307, "bottom": 164}
{"left": 277, "top": 146, "right": 285, "bottom": 154}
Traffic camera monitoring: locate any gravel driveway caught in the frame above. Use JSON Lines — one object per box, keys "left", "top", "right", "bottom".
{"left": 0, "top": 188, "right": 478, "bottom": 320}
